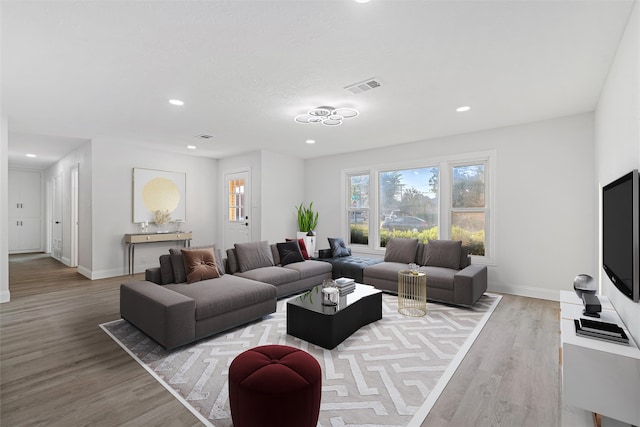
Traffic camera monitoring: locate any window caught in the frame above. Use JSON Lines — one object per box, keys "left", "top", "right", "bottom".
{"left": 451, "top": 164, "right": 486, "bottom": 255}
{"left": 378, "top": 167, "right": 438, "bottom": 247}
{"left": 344, "top": 151, "right": 494, "bottom": 261}
{"left": 347, "top": 174, "right": 369, "bottom": 245}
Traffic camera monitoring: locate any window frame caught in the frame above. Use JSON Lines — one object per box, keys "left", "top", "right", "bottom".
{"left": 449, "top": 161, "right": 489, "bottom": 257}
{"left": 342, "top": 150, "right": 496, "bottom": 264}
{"left": 346, "top": 172, "right": 371, "bottom": 246}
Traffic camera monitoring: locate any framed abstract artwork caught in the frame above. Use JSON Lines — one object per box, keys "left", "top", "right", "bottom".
{"left": 132, "top": 168, "right": 186, "bottom": 224}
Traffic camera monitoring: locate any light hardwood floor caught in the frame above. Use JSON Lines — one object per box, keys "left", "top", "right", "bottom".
{"left": 1, "top": 254, "right": 563, "bottom": 426}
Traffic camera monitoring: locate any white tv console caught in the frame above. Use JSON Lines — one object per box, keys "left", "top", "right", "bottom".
{"left": 560, "top": 290, "right": 640, "bottom": 425}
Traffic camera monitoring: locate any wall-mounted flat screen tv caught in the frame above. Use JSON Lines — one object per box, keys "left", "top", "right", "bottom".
{"left": 602, "top": 169, "right": 639, "bottom": 302}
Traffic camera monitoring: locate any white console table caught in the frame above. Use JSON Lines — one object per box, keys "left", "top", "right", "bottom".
{"left": 125, "top": 232, "right": 192, "bottom": 275}
{"left": 560, "top": 290, "right": 640, "bottom": 425}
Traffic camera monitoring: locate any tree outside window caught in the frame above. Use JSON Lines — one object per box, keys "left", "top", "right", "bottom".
{"left": 348, "top": 174, "right": 369, "bottom": 245}
{"left": 451, "top": 164, "right": 486, "bottom": 255}
{"left": 379, "top": 167, "right": 439, "bottom": 247}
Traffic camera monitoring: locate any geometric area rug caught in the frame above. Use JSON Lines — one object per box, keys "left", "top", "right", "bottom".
{"left": 100, "top": 293, "right": 501, "bottom": 427}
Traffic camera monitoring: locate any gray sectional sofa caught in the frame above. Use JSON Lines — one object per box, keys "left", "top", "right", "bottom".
{"left": 120, "top": 238, "right": 486, "bottom": 350}
{"left": 362, "top": 238, "right": 487, "bottom": 306}
{"left": 120, "top": 241, "right": 331, "bottom": 349}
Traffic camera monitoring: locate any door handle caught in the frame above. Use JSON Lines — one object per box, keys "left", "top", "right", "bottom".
{"left": 245, "top": 222, "right": 249, "bottom": 226}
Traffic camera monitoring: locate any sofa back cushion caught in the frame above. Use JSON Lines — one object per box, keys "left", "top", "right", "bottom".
{"left": 234, "top": 241, "right": 275, "bottom": 273}
{"left": 384, "top": 238, "right": 419, "bottom": 263}
{"left": 460, "top": 246, "right": 470, "bottom": 269}
{"left": 226, "top": 248, "right": 240, "bottom": 274}
{"left": 158, "top": 254, "right": 176, "bottom": 284}
{"left": 423, "top": 240, "right": 462, "bottom": 270}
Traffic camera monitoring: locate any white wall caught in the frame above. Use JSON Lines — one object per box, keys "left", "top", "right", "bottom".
{"left": 261, "top": 150, "right": 305, "bottom": 244}
{"left": 217, "top": 150, "right": 306, "bottom": 249}
{"left": 595, "top": 1, "right": 640, "bottom": 343}
{"left": 305, "top": 113, "right": 596, "bottom": 301}
{"left": 89, "top": 139, "right": 218, "bottom": 278}
{"left": 0, "top": 116, "right": 10, "bottom": 302}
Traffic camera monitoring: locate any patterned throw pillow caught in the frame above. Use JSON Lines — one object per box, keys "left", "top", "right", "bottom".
{"left": 181, "top": 248, "right": 220, "bottom": 284}
{"left": 276, "top": 241, "right": 305, "bottom": 266}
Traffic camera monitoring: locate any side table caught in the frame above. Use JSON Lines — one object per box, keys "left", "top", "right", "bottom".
{"left": 398, "top": 270, "right": 427, "bottom": 316}
{"left": 124, "top": 232, "right": 192, "bottom": 275}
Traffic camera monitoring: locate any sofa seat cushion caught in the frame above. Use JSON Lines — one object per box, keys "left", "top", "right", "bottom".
{"left": 235, "top": 266, "right": 299, "bottom": 286}
{"left": 422, "top": 266, "right": 457, "bottom": 291}
{"left": 166, "top": 276, "right": 276, "bottom": 321}
{"left": 363, "top": 262, "right": 408, "bottom": 282}
{"left": 282, "top": 260, "right": 332, "bottom": 279}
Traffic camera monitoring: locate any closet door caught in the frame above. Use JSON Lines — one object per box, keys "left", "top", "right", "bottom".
{"left": 8, "top": 170, "right": 42, "bottom": 252}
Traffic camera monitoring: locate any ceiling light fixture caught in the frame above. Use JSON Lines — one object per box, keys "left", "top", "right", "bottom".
{"left": 187, "top": 145, "right": 197, "bottom": 150}
{"left": 456, "top": 105, "right": 471, "bottom": 112}
{"left": 355, "top": 0, "right": 370, "bottom": 3}
{"left": 294, "top": 106, "right": 359, "bottom": 126}
{"left": 306, "top": 139, "right": 316, "bottom": 144}
{"left": 169, "top": 99, "right": 184, "bottom": 106}
{"left": 26, "top": 153, "right": 37, "bottom": 158}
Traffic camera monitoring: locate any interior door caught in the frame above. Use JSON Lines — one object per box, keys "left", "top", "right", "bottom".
{"left": 70, "top": 165, "right": 79, "bottom": 267}
{"left": 224, "top": 171, "right": 250, "bottom": 248}
{"left": 52, "top": 174, "right": 63, "bottom": 260}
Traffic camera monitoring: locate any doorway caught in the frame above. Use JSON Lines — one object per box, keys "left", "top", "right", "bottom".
{"left": 224, "top": 170, "right": 250, "bottom": 249}
{"left": 70, "top": 165, "right": 79, "bottom": 267}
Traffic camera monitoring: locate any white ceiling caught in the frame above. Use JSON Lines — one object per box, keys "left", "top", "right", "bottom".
{"left": 2, "top": 0, "right": 636, "bottom": 169}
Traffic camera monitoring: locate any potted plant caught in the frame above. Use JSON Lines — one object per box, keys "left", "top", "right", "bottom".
{"left": 295, "top": 202, "right": 319, "bottom": 256}
{"left": 295, "top": 202, "right": 318, "bottom": 234}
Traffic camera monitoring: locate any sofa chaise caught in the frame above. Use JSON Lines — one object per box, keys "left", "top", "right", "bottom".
{"left": 120, "top": 240, "right": 332, "bottom": 349}
{"left": 121, "top": 245, "right": 278, "bottom": 350}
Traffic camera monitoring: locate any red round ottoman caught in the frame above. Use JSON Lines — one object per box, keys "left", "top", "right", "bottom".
{"left": 229, "top": 344, "right": 322, "bottom": 427}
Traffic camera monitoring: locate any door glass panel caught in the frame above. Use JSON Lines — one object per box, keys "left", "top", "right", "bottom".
{"left": 228, "top": 178, "right": 245, "bottom": 222}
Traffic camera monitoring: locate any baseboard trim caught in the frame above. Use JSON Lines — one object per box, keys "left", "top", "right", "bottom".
{"left": 0, "top": 290, "right": 10, "bottom": 303}
{"left": 488, "top": 282, "right": 560, "bottom": 301}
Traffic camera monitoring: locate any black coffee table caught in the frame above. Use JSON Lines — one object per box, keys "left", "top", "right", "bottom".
{"left": 286, "top": 284, "right": 382, "bottom": 349}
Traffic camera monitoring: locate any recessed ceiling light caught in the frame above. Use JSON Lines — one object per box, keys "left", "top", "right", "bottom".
{"left": 456, "top": 106, "right": 471, "bottom": 112}
{"left": 306, "top": 139, "right": 316, "bottom": 144}
{"left": 187, "top": 145, "right": 197, "bottom": 150}
{"left": 26, "top": 153, "right": 37, "bottom": 158}
{"left": 169, "top": 99, "right": 184, "bottom": 106}
{"left": 355, "top": 0, "right": 370, "bottom": 3}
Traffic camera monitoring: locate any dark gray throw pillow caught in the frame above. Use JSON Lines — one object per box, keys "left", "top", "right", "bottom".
{"left": 328, "top": 237, "right": 350, "bottom": 257}
{"left": 276, "top": 241, "right": 305, "bottom": 266}
{"left": 384, "top": 238, "right": 419, "bottom": 263}
{"left": 234, "top": 241, "right": 275, "bottom": 273}
{"left": 423, "top": 240, "right": 462, "bottom": 270}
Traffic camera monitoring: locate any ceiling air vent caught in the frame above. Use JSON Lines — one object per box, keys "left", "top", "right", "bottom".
{"left": 194, "top": 134, "right": 214, "bottom": 140}
{"left": 344, "top": 78, "right": 381, "bottom": 95}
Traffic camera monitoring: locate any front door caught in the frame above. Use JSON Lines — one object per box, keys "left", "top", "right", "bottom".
{"left": 224, "top": 171, "right": 250, "bottom": 249}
